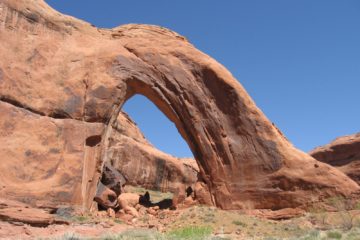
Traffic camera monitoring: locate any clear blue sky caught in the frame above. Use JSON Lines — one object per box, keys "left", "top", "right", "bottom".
{"left": 46, "top": 0, "right": 360, "bottom": 158}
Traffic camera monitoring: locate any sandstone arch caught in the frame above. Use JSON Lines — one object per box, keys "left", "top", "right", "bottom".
{"left": 106, "top": 94, "right": 199, "bottom": 194}
{"left": 0, "top": 0, "right": 358, "bottom": 211}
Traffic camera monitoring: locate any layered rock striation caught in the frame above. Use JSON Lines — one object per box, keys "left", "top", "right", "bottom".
{"left": 310, "top": 133, "right": 360, "bottom": 185}
{"left": 0, "top": 0, "right": 358, "bottom": 210}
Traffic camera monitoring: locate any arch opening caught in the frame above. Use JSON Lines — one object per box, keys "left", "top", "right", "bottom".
{"left": 97, "top": 91, "right": 201, "bottom": 210}
{"left": 122, "top": 94, "right": 194, "bottom": 159}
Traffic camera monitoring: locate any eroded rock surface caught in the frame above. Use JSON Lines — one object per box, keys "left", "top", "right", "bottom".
{"left": 0, "top": 0, "right": 359, "bottom": 210}
{"left": 0, "top": 101, "right": 104, "bottom": 209}
{"left": 107, "top": 112, "right": 199, "bottom": 193}
{"left": 310, "top": 133, "right": 360, "bottom": 185}
{"left": 0, "top": 198, "right": 68, "bottom": 227}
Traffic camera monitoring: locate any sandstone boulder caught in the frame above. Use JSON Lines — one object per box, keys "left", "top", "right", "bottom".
{"left": 117, "top": 193, "right": 140, "bottom": 217}
{"left": 101, "top": 162, "right": 127, "bottom": 196}
{"left": 0, "top": 0, "right": 358, "bottom": 210}
{"left": 94, "top": 183, "right": 119, "bottom": 209}
{"left": 117, "top": 193, "right": 140, "bottom": 210}
{"left": 310, "top": 133, "right": 360, "bottom": 185}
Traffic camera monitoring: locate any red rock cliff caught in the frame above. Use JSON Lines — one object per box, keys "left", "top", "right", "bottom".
{"left": 0, "top": 0, "right": 358, "bottom": 210}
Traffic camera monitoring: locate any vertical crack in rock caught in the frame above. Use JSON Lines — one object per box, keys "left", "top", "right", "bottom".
{"left": 82, "top": 75, "right": 89, "bottom": 121}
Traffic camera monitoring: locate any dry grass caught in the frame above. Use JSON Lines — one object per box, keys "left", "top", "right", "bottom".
{"left": 52, "top": 189, "right": 360, "bottom": 240}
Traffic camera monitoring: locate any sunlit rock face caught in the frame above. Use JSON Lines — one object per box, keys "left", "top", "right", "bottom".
{"left": 0, "top": 0, "right": 358, "bottom": 210}
{"left": 107, "top": 111, "right": 199, "bottom": 193}
{"left": 310, "top": 133, "right": 360, "bottom": 185}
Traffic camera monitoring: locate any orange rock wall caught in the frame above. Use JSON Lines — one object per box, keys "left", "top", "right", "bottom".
{"left": 0, "top": 0, "right": 358, "bottom": 210}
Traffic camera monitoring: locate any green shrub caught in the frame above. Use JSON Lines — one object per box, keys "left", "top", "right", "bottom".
{"left": 299, "top": 230, "right": 320, "bottom": 240}
{"left": 232, "top": 220, "right": 247, "bottom": 227}
{"left": 113, "top": 219, "right": 122, "bottom": 224}
{"left": 326, "top": 231, "right": 342, "bottom": 239}
{"left": 73, "top": 215, "right": 88, "bottom": 222}
{"left": 166, "top": 226, "right": 212, "bottom": 240}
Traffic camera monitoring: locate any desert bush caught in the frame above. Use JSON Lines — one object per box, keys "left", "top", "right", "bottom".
{"left": 308, "top": 206, "right": 328, "bottom": 228}
{"left": 327, "top": 196, "right": 358, "bottom": 230}
{"left": 113, "top": 219, "right": 122, "bottom": 224}
{"left": 74, "top": 216, "right": 88, "bottom": 222}
{"left": 232, "top": 220, "right": 247, "bottom": 227}
{"left": 166, "top": 226, "right": 212, "bottom": 240}
{"left": 345, "top": 227, "right": 360, "bottom": 240}
{"left": 326, "top": 231, "right": 342, "bottom": 239}
{"left": 300, "top": 230, "right": 320, "bottom": 240}
{"left": 102, "top": 229, "right": 164, "bottom": 240}
{"left": 354, "top": 201, "right": 360, "bottom": 210}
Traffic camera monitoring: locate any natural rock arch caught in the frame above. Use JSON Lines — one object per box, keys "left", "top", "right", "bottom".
{"left": 94, "top": 39, "right": 359, "bottom": 209}
{"left": 0, "top": 0, "right": 358, "bottom": 211}
{"left": 105, "top": 93, "right": 199, "bottom": 194}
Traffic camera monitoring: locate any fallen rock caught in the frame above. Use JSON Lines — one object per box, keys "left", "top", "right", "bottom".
{"left": 124, "top": 207, "right": 139, "bottom": 218}
{"left": 94, "top": 183, "right": 119, "bottom": 209}
{"left": 183, "top": 196, "right": 197, "bottom": 207}
{"left": 116, "top": 212, "right": 133, "bottom": 223}
{"left": 147, "top": 208, "right": 157, "bottom": 216}
{"left": 310, "top": 133, "right": 360, "bottom": 185}
{"left": 101, "top": 162, "right": 127, "bottom": 196}
{"left": 118, "top": 193, "right": 140, "bottom": 209}
{"left": 107, "top": 208, "right": 115, "bottom": 218}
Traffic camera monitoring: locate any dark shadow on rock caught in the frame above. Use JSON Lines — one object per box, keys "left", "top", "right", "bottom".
{"left": 139, "top": 191, "right": 175, "bottom": 210}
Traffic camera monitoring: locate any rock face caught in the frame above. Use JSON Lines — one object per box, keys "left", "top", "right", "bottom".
{"left": 310, "top": 133, "right": 360, "bottom": 185}
{"left": 0, "top": 101, "right": 104, "bottom": 209}
{"left": 108, "top": 111, "right": 199, "bottom": 193}
{"left": 0, "top": 198, "right": 68, "bottom": 227}
{"left": 0, "top": 0, "right": 359, "bottom": 210}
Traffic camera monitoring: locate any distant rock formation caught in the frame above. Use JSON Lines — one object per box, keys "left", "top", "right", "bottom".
{"left": 310, "top": 133, "right": 360, "bottom": 185}
{"left": 0, "top": 0, "right": 358, "bottom": 210}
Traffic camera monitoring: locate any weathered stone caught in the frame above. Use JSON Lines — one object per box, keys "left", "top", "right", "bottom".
{"left": 0, "top": 0, "right": 359, "bottom": 210}
{"left": 94, "top": 183, "right": 119, "bottom": 209}
{"left": 107, "top": 112, "right": 199, "bottom": 193}
{"left": 0, "top": 101, "right": 104, "bottom": 209}
{"left": 254, "top": 208, "right": 305, "bottom": 220}
{"left": 116, "top": 193, "right": 143, "bottom": 217}
{"left": 101, "top": 162, "right": 126, "bottom": 196}
{"left": 310, "top": 133, "right": 360, "bottom": 185}
{"left": 194, "top": 182, "right": 213, "bottom": 206}
{"left": 117, "top": 193, "right": 140, "bottom": 210}
{"left": 107, "top": 208, "right": 116, "bottom": 218}
{"left": 172, "top": 184, "right": 186, "bottom": 208}
{"left": 0, "top": 198, "right": 68, "bottom": 227}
